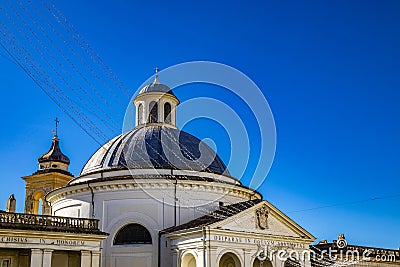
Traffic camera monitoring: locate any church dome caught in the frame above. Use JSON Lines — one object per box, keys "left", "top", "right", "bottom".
{"left": 80, "top": 125, "right": 230, "bottom": 177}
{"left": 38, "top": 135, "right": 70, "bottom": 165}
{"left": 137, "top": 76, "right": 176, "bottom": 97}
{"left": 138, "top": 83, "right": 175, "bottom": 96}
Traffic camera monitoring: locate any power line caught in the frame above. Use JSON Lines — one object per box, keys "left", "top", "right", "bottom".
{"left": 43, "top": 0, "right": 132, "bottom": 99}
{"left": 0, "top": 34, "right": 103, "bottom": 146}
{"left": 16, "top": 0, "right": 120, "bottom": 134}
{"left": 0, "top": 0, "right": 132, "bottom": 144}
{"left": 1, "top": 2, "right": 109, "bottom": 143}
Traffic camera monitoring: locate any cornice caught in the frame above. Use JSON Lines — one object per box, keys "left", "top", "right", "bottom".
{"left": 47, "top": 177, "right": 261, "bottom": 203}
{"left": 164, "top": 227, "right": 313, "bottom": 245}
{"left": 0, "top": 228, "right": 108, "bottom": 241}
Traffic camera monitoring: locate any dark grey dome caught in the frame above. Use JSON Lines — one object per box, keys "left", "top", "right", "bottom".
{"left": 38, "top": 135, "right": 70, "bottom": 165}
{"left": 81, "top": 126, "right": 230, "bottom": 176}
{"left": 138, "top": 83, "right": 176, "bottom": 97}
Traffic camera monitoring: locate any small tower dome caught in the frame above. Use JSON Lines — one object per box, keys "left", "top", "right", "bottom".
{"left": 38, "top": 136, "right": 70, "bottom": 166}
{"left": 37, "top": 119, "right": 70, "bottom": 172}
{"left": 133, "top": 68, "right": 179, "bottom": 127}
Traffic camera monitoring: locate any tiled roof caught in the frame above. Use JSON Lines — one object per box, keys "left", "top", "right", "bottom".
{"left": 80, "top": 126, "right": 231, "bottom": 177}
{"left": 161, "top": 199, "right": 261, "bottom": 234}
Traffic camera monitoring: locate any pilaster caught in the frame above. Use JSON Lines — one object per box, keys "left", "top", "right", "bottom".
{"left": 81, "top": 250, "right": 92, "bottom": 267}
{"left": 243, "top": 248, "right": 252, "bottom": 267}
{"left": 208, "top": 247, "right": 218, "bottom": 267}
{"left": 30, "top": 249, "right": 43, "bottom": 267}
{"left": 172, "top": 248, "right": 179, "bottom": 267}
{"left": 42, "top": 249, "right": 53, "bottom": 267}
{"left": 91, "top": 251, "right": 101, "bottom": 267}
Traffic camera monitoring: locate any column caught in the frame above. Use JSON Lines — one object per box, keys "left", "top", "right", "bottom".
{"left": 243, "top": 249, "right": 252, "bottom": 267}
{"left": 172, "top": 103, "right": 177, "bottom": 126}
{"left": 172, "top": 249, "right": 179, "bottom": 267}
{"left": 208, "top": 247, "right": 218, "bottom": 267}
{"left": 91, "top": 251, "right": 101, "bottom": 267}
{"left": 303, "top": 250, "right": 312, "bottom": 267}
{"left": 30, "top": 249, "right": 43, "bottom": 267}
{"left": 275, "top": 256, "right": 285, "bottom": 267}
{"left": 158, "top": 100, "right": 163, "bottom": 123}
{"left": 143, "top": 102, "right": 148, "bottom": 124}
{"left": 81, "top": 251, "right": 92, "bottom": 267}
{"left": 196, "top": 248, "right": 204, "bottom": 267}
{"left": 42, "top": 249, "right": 53, "bottom": 267}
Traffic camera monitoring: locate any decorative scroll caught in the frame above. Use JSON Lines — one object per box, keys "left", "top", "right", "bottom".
{"left": 256, "top": 205, "right": 269, "bottom": 230}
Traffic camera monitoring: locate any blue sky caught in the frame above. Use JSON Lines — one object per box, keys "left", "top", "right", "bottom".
{"left": 0, "top": 0, "right": 399, "bottom": 249}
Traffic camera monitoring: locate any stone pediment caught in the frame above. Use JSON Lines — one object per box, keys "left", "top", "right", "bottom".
{"left": 210, "top": 200, "right": 314, "bottom": 241}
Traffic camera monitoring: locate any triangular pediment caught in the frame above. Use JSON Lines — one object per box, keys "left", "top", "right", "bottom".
{"left": 210, "top": 200, "right": 315, "bottom": 241}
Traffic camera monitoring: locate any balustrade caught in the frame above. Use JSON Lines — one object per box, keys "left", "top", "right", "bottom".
{"left": 0, "top": 210, "right": 100, "bottom": 233}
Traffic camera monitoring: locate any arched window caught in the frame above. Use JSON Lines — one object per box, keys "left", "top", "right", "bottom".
{"left": 138, "top": 103, "right": 143, "bottom": 124}
{"left": 182, "top": 253, "right": 196, "bottom": 267}
{"left": 38, "top": 198, "right": 43, "bottom": 215}
{"left": 148, "top": 101, "right": 158, "bottom": 123}
{"left": 164, "top": 102, "right": 171, "bottom": 123}
{"left": 219, "top": 252, "right": 241, "bottom": 267}
{"left": 114, "top": 223, "right": 152, "bottom": 245}
{"left": 32, "top": 191, "right": 46, "bottom": 215}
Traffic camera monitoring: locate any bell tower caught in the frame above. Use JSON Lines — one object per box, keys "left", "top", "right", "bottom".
{"left": 133, "top": 68, "right": 179, "bottom": 128}
{"left": 22, "top": 119, "right": 74, "bottom": 215}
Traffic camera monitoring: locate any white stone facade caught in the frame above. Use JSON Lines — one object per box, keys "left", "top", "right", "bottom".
{"left": 47, "top": 174, "right": 267, "bottom": 267}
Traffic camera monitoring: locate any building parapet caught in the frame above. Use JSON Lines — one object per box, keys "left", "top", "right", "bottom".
{"left": 0, "top": 210, "right": 106, "bottom": 235}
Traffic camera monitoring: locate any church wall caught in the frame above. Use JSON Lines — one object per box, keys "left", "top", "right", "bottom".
{"left": 107, "top": 245, "right": 153, "bottom": 267}
{"left": 51, "top": 179, "right": 254, "bottom": 226}
{"left": 51, "top": 192, "right": 92, "bottom": 219}
{"left": 160, "top": 236, "right": 173, "bottom": 267}
{"left": 0, "top": 249, "right": 30, "bottom": 267}
{"left": 52, "top": 251, "right": 80, "bottom": 267}
{"left": 164, "top": 200, "right": 316, "bottom": 267}
{"left": 53, "top": 204, "right": 80, "bottom": 218}
{"left": 52, "top": 252, "right": 68, "bottom": 267}
{"left": 166, "top": 235, "right": 313, "bottom": 267}
{"left": 49, "top": 177, "right": 259, "bottom": 267}
{"left": 100, "top": 196, "right": 160, "bottom": 267}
